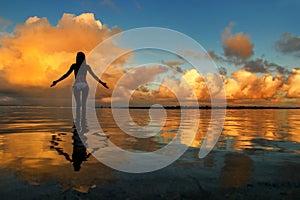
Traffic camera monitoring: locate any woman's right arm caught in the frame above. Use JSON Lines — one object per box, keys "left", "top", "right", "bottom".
{"left": 50, "top": 65, "right": 74, "bottom": 87}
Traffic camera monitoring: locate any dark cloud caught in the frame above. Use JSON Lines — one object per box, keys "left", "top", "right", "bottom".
{"left": 208, "top": 49, "right": 288, "bottom": 76}
{"left": 162, "top": 61, "right": 184, "bottom": 73}
{"left": 137, "top": 85, "right": 149, "bottom": 92}
{"left": 218, "top": 67, "right": 227, "bottom": 76}
{"left": 243, "top": 59, "right": 289, "bottom": 75}
{"left": 244, "top": 59, "right": 268, "bottom": 73}
{"left": 174, "top": 66, "right": 183, "bottom": 73}
{"left": 0, "top": 83, "right": 73, "bottom": 106}
{"left": 276, "top": 32, "right": 300, "bottom": 55}
{"left": 264, "top": 61, "right": 289, "bottom": 75}
{"left": 163, "top": 61, "right": 183, "bottom": 67}
{"left": 207, "top": 51, "right": 226, "bottom": 62}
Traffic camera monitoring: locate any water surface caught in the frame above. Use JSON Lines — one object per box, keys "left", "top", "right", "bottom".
{"left": 0, "top": 106, "right": 299, "bottom": 199}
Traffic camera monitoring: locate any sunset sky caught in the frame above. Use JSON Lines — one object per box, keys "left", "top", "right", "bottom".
{"left": 0, "top": 0, "right": 300, "bottom": 106}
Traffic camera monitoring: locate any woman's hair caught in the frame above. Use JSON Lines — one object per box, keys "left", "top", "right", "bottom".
{"left": 76, "top": 52, "right": 86, "bottom": 66}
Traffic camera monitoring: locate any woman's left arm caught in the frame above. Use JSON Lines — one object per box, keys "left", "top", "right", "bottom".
{"left": 87, "top": 66, "right": 109, "bottom": 89}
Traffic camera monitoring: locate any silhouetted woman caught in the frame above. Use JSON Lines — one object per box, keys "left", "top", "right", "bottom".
{"left": 51, "top": 52, "right": 108, "bottom": 127}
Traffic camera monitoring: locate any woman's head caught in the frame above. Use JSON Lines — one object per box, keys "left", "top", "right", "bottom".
{"left": 76, "top": 52, "right": 86, "bottom": 65}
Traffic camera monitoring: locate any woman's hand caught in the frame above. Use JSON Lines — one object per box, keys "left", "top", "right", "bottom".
{"left": 99, "top": 80, "right": 109, "bottom": 89}
{"left": 102, "top": 82, "right": 109, "bottom": 89}
{"left": 50, "top": 80, "right": 58, "bottom": 87}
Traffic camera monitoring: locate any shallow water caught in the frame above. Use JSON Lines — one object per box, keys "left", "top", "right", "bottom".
{"left": 0, "top": 106, "right": 299, "bottom": 199}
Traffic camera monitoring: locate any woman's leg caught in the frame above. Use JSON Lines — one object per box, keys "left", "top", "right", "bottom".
{"left": 81, "top": 85, "right": 89, "bottom": 121}
{"left": 73, "top": 87, "right": 81, "bottom": 126}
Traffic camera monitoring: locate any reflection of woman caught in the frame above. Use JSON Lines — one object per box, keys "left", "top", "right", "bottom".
{"left": 51, "top": 52, "right": 108, "bottom": 125}
{"left": 71, "top": 128, "right": 91, "bottom": 171}
{"left": 51, "top": 128, "right": 91, "bottom": 171}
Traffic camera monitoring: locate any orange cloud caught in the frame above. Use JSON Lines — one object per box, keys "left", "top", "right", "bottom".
{"left": 128, "top": 66, "right": 291, "bottom": 106}
{"left": 0, "top": 13, "right": 130, "bottom": 105}
{"left": 103, "top": 65, "right": 170, "bottom": 105}
{"left": 129, "top": 69, "right": 225, "bottom": 106}
{"left": 0, "top": 13, "right": 123, "bottom": 87}
{"left": 131, "top": 68, "right": 288, "bottom": 105}
{"left": 1, "top": 14, "right": 299, "bottom": 107}
{"left": 138, "top": 67, "right": 300, "bottom": 105}
{"left": 224, "top": 70, "right": 284, "bottom": 99}
{"left": 222, "top": 22, "right": 254, "bottom": 60}
{"left": 283, "top": 69, "right": 300, "bottom": 98}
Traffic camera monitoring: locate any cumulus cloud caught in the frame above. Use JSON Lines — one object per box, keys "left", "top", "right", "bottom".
{"left": 104, "top": 65, "right": 169, "bottom": 104}
{"left": 129, "top": 69, "right": 226, "bottom": 106}
{"left": 276, "top": 32, "right": 300, "bottom": 56}
{"left": 125, "top": 62, "right": 295, "bottom": 106}
{"left": 1, "top": 14, "right": 300, "bottom": 106}
{"left": 0, "top": 13, "right": 123, "bottom": 85}
{"left": 222, "top": 22, "right": 254, "bottom": 60}
{"left": 0, "top": 13, "right": 128, "bottom": 105}
{"left": 224, "top": 70, "right": 284, "bottom": 99}
{"left": 282, "top": 68, "right": 300, "bottom": 98}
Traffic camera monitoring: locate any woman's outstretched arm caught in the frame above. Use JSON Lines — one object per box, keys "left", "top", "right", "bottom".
{"left": 50, "top": 65, "right": 74, "bottom": 87}
{"left": 87, "top": 66, "right": 109, "bottom": 89}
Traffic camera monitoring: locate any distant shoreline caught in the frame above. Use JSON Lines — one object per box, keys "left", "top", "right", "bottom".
{"left": 97, "top": 106, "right": 300, "bottom": 110}
{"left": 1, "top": 105, "right": 300, "bottom": 109}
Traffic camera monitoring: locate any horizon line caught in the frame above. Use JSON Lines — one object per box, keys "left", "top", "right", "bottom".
{"left": 1, "top": 105, "right": 299, "bottom": 109}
